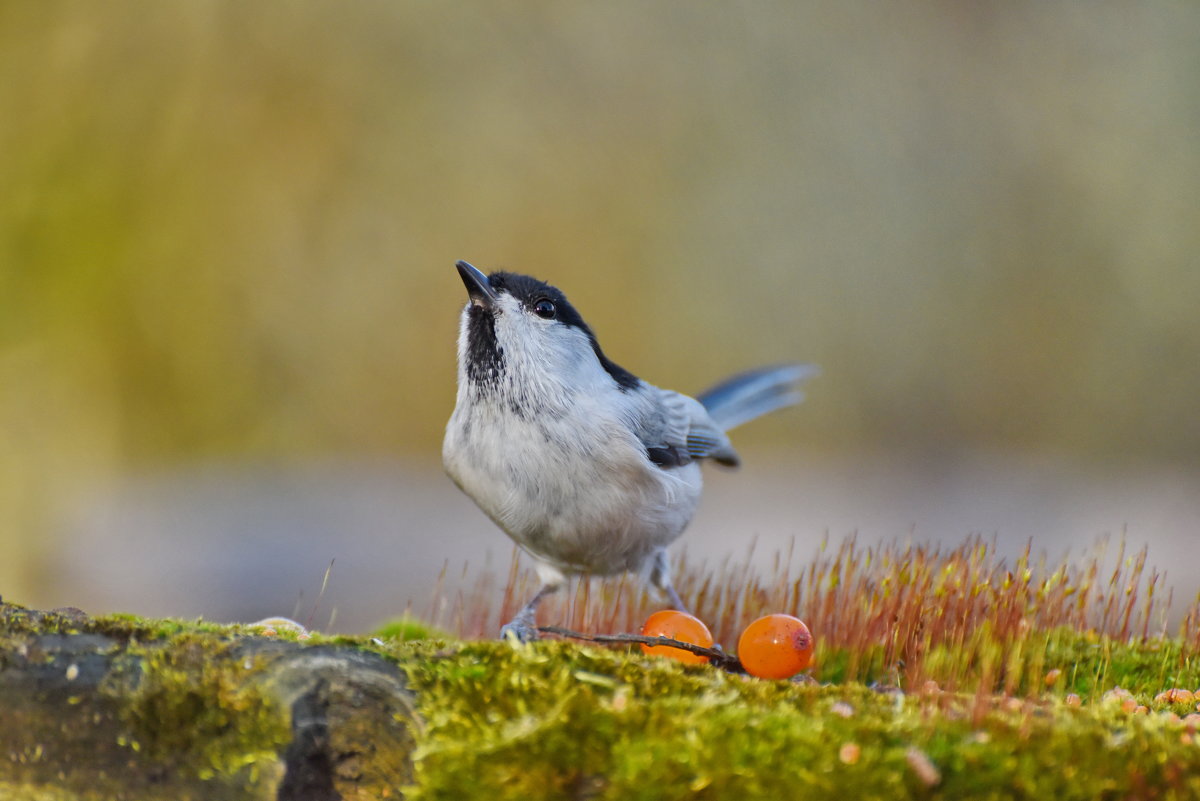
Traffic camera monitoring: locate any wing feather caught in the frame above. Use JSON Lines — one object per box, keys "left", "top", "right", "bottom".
{"left": 642, "top": 389, "right": 740, "bottom": 468}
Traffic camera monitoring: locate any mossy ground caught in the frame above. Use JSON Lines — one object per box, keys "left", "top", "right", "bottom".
{"left": 383, "top": 536, "right": 1200, "bottom": 799}
{"left": 6, "top": 535, "right": 1200, "bottom": 799}
{"left": 6, "top": 607, "right": 1200, "bottom": 799}
{"left": 380, "top": 632, "right": 1200, "bottom": 801}
{"left": 0, "top": 605, "right": 295, "bottom": 799}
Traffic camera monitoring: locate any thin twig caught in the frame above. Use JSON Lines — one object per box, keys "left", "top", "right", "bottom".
{"left": 537, "top": 625, "right": 744, "bottom": 672}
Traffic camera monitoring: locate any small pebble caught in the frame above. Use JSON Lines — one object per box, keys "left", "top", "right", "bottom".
{"left": 249, "top": 616, "right": 309, "bottom": 635}
{"left": 905, "top": 747, "right": 941, "bottom": 788}
{"left": 1103, "top": 687, "right": 1134, "bottom": 705}
{"left": 830, "top": 701, "right": 854, "bottom": 719}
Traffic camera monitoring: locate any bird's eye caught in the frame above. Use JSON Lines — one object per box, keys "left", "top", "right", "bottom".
{"left": 533, "top": 299, "right": 556, "bottom": 319}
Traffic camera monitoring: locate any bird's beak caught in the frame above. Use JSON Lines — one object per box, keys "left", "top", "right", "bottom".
{"left": 456, "top": 260, "right": 499, "bottom": 309}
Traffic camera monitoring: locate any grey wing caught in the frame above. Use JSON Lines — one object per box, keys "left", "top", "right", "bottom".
{"left": 649, "top": 390, "right": 740, "bottom": 468}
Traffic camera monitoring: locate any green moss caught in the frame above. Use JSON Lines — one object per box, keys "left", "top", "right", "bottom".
{"left": 395, "top": 637, "right": 1200, "bottom": 800}
{"left": 2, "top": 602, "right": 292, "bottom": 783}
{"left": 110, "top": 633, "right": 291, "bottom": 782}
{"left": 91, "top": 611, "right": 278, "bottom": 642}
{"left": 1, "top": 604, "right": 298, "bottom": 799}
{"left": 9, "top": 602, "right": 1200, "bottom": 799}
{"left": 373, "top": 615, "right": 453, "bottom": 642}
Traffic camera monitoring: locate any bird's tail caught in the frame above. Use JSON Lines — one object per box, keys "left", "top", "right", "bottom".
{"left": 696, "top": 364, "right": 818, "bottom": 432}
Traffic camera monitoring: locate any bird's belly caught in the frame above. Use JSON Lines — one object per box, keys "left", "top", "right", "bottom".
{"left": 520, "top": 462, "right": 702, "bottom": 575}
{"left": 444, "top": 412, "right": 702, "bottom": 575}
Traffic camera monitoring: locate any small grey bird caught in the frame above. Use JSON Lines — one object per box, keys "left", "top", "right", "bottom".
{"left": 443, "top": 260, "right": 816, "bottom": 641}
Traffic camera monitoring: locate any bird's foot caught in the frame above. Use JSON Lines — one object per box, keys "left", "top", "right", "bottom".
{"left": 500, "top": 611, "right": 540, "bottom": 643}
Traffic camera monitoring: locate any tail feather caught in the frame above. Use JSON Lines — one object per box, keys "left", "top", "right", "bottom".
{"left": 696, "top": 364, "right": 818, "bottom": 432}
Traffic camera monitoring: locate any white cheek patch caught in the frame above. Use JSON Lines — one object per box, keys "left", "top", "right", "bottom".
{"left": 491, "top": 302, "right": 612, "bottom": 390}
{"left": 495, "top": 294, "right": 522, "bottom": 316}
{"left": 547, "top": 326, "right": 596, "bottom": 369}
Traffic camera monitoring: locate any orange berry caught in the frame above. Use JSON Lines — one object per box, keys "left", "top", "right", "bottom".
{"left": 737, "top": 614, "right": 814, "bottom": 679}
{"left": 640, "top": 610, "right": 713, "bottom": 665}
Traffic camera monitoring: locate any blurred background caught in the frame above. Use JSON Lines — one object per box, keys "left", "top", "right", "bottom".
{"left": 2, "top": 2, "right": 1198, "bottom": 632}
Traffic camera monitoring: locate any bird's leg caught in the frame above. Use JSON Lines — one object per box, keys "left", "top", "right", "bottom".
{"left": 649, "top": 548, "right": 689, "bottom": 613}
{"left": 500, "top": 582, "right": 560, "bottom": 643}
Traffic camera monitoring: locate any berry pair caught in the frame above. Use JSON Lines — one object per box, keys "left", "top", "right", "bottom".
{"left": 640, "top": 610, "right": 814, "bottom": 679}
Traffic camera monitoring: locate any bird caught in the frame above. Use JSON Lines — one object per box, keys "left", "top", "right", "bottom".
{"left": 442, "top": 260, "right": 816, "bottom": 641}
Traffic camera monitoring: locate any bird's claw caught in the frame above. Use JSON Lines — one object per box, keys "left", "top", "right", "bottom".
{"left": 500, "top": 615, "right": 540, "bottom": 643}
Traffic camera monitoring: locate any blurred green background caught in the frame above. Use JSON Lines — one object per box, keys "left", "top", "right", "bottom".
{"left": 3, "top": 3, "right": 1198, "bottom": 629}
